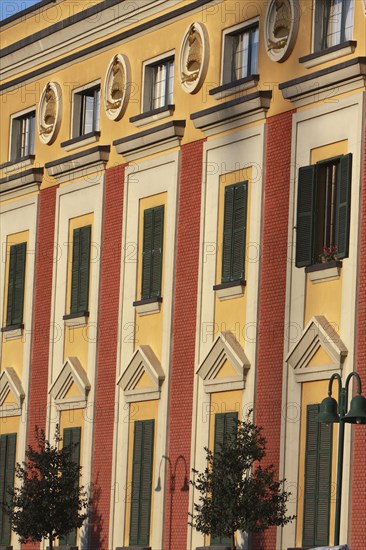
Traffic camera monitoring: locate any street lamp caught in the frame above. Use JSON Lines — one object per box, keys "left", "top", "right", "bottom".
{"left": 317, "top": 372, "right": 366, "bottom": 545}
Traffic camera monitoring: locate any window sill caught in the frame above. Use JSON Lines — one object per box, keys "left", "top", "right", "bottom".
{"left": 213, "top": 279, "right": 246, "bottom": 300}
{"left": 116, "top": 546, "right": 151, "bottom": 550}
{"left": 209, "top": 74, "right": 259, "bottom": 99}
{"left": 130, "top": 104, "right": 175, "bottom": 128}
{"left": 1, "top": 323, "right": 24, "bottom": 340}
{"left": 305, "top": 260, "right": 342, "bottom": 283}
{"left": 299, "top": 40, "right": 357, "bottom": 68}
{"left": 63, "top": 312, "right": 89, "bottom": 327}
{"left": 0, "top": 155, "right": 35, "bottom": 174}
{"left": 133, "top": 296, "right": 162, "bottom": 316}
{"left": 196, "top": 547, "right": 231, "bottom": 550}
{"left": 61, "top": 131, "right": 100, "bottom": 151}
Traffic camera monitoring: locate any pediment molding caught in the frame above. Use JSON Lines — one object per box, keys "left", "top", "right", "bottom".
{"left": 0, "top": 367, "right": 25, "bottom": 417}
{"left": 49, "top": 356, "right": 91, "bottom": 410}
{"left": 117, "top": 345, "right": 165, "bottom": 402}
{"left": 286, "top": 315, "right": 348, "bottom": 382}
{"left": 196, "top": 331, "right": 250, "bottom": 393}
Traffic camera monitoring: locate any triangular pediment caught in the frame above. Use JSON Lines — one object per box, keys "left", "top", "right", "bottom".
{"left": 286, "top": 315, "right": 348, "bottom": 382}
{"left": 196, "top": 331, "right": 250, "bottom": 393}
{"left": 0, "top": 367, "right": 25, "bottom": 417}
{"left": 118, "top": 345, "right": 165, "bottom": 403}
{"left": 49, "top": 357, "right": 91, "bottom": 410}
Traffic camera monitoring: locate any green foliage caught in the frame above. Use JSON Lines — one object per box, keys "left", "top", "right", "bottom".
{"left": 190, "top": 415, "right": 295, "bottom": 547}
{"left": 4, "top": 426, "right": 88, "bottom": 549}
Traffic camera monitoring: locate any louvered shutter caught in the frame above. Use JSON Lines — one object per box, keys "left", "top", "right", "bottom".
{"left": 303, "top": 405, "right": 318, "bottom": 546}
{"left": 61, "top": 428, "right": 81, "bottom": 546}
{"left": 335, "top": 153, "right": 352, "bottom": 259}
{"left": 78, "top": 226, "right": 91, "bottom": 312}
{"left": 211, "top": 412, "right": 238, "bottom": 546}
{"left": 231, "top": 183, "right": 248, "bottom": 281}
{"left": 302, "top": 404, "right": 332, "bottom": 547}
{"left": 222, "top": 186, "right": 235, "bottom": 283}
{"left": 6, "top": 246, "right": 16, "bottom": 326}
{"left": 13, "top": 243, "right": 26, "bottom": 325}
{"left": 296, "top": 166, "right": 316, "bottom": 267}
{"left": 6, "top": 243, "right": 26, "bottom": 326}
{"left": 70, "top": 228, "right": 81, "bottom": 313}
{"left": 0, "top": 433, "right": 17, "bottom": 545}
{"left": 315, "top": 420, "right": 332, "bottom": 546}
{"left": 151, "top": 206, "right": 164, "bottom": 297}
{"left": 70, "top": 226, "right": 91, "bottom": 313}
{"left": 130, "top": 420, "right": 154, "bottom": 546}
{"left": 142, "top": 210, "right": 153, "bottom": 299}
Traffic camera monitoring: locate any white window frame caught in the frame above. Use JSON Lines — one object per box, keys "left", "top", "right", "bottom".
{"left": 71, "top": 80, "right": 101, "bottom": 138}
{"left": 221, "top": 17, "right": 259, "bottom": 85}
{"left": 9, "top": 106, "right": 36, "bottom": 162}
{"left": 313, "top": 0, "right": 355, "bottom": 52}
{"left": 142, "top": 51, "right": 175, "bottom": 112}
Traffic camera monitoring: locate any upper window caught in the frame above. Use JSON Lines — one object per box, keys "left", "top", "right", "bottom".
{"left": 10, "top": 111, "right": 35, "bottom": 161}
{"left": 73, "top": 85, "right": 100, "bottom": 137}
{"left": 141, "top": 205, "right": 164, "bottom": 300}
{"left": 221, "top": 182, "right": 248, "bottom": 283}
{"left": 223, "top": 24, "right": 259, "bottom": 83}
{"left": 70, "top": 225, "right": 91, "bottom": 314}
{"left": 314, "top": 0, "right": 354, "bottom": 52}
{"left": 6, "top": 242, "right": 26, "bottom": 327}
{"left": 143, "top": 57, "right": 174, "bottom": 112}
{"left": 295, "top": 154, "right": 352, "bottom": 267}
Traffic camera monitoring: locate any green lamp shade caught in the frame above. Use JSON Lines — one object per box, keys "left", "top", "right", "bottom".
{"left": 344, "top": 394, "right": 366, "bottom": 424}
{"left": 317, "top": 396, "right": 339, "bottom": 423}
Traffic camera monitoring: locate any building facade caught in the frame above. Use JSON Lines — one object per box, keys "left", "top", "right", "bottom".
{"left": 0, "top": 1, "right": 365, "bottom": 549}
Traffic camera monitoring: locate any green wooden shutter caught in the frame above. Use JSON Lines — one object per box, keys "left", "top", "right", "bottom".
{"left": 0, "top": 433, "right": 17, "bottom": 545}
{"left": 222, "top": 186, "right": 235, "bottom": 283}
{"left": 151, "top": 206, "right": 164, "bottom": 298}
{"left": 335, "top": 153, "right": 352, "bottom": 259}
{"left": 142, "top": 210, "right": 153, "bottom": 299}
{"left": 302, "top": 404, "right": 332, "bottom": 547}
{"left": 296, "top": 165, "right": 316, "bottom": 267}
{"left": 211, "top": 412, "right": 238, "bottom": 546}
{"left": 6, "top": 242, "right": 26, "bottom": 326}
{"left": 231, "top": 183, "right": 248, "bottom": 281}
{"left": 129, "top": 419, "right": 154, "bottom": 547}
{"left": 70, "top": 226, "right": 91, "bottom": 314}
{"left": 222, "top": 183, "right": 248, "bottom": 283}
{"left": 60, "top": 428, "right": 81, "bottom": 546}
{"left": 142, "top": 207, "right": 164, "bottom": 299}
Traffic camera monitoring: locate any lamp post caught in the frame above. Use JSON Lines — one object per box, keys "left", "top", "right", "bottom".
{"left": 317, "top": 371, "right": 366, "bottom": 545}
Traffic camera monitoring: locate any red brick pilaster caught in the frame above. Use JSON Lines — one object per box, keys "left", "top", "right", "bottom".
{"left": 27, "top": 186, "right": 58, "bottom": 447}
{"left": 253, "top": 110, "right": 294, "bottom": 550}
{"left": 163, "top": 140, "right": 205, "bottom": 550}
{"left": 350, "top": 116, "right": 366, "bottom": 550}
{"left": 90, "top": 164, "right": 125, "bottom": 550}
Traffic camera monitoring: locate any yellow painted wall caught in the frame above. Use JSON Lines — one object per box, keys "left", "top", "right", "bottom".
{"left": 134, "top": 192, "right": 166, "bottom": 361}
{"left": 2, "top": 1, "right": 363, "bottom": 174}
{"left": 124, "top": 399, "right": 158, "bottom": 546}
{"left": 1, "top": 230, "right": 29, "bottom": 379}
{"left": 308, "top": 346, "right": 333, "bottom": 368}
{"left": 214, "top": 169, "right": 251, "bottom": 347}
{"left": 63, "top": 213, "right": 93, "bottom": 371}
{"left": 0, "top": 414, "right": 19, "bottom": 436}
{"left": 296, "top": 380, "right": 338, "bottom": 547}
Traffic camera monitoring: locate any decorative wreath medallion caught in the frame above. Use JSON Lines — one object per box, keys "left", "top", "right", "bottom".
{"left": 104, "top": 53, "right": 130, "bottom": 121}
{"left": 38, "top": 81, "right": 62, "bottom": 145}
{"left": 179, "top": 22, "right": 209, "bottom": 94}
{"left": 264, "top": 0, "right": 300, "bottom": 62}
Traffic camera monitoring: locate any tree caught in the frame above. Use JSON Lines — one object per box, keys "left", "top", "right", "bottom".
{"left": 190, "top": 415, "right": 295, "bottom": 549}
{"left": 4, "top": 426, "right": 89, "bottom": 550}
